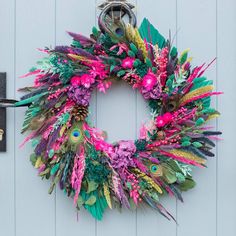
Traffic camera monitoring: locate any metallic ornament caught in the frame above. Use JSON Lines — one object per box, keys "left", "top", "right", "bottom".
{"left": 98, "top": 0, "right": 136, "bottom": 33}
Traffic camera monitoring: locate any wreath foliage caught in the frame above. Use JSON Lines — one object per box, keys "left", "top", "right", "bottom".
{"left": 17, "top": 17, "right": 222, "bottom": 221}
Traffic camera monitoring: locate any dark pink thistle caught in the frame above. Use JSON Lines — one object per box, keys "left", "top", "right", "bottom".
{"left": 121, "top": 57, "right": 135, "bottom": 69}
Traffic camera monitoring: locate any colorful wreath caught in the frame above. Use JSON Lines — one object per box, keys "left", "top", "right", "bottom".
{"left": 16, "top": 18, "right": 222, "bottom": 221}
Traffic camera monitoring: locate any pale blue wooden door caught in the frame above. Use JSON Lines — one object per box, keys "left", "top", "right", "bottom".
{"left": 0, "top": 0, "right": 235, "bottom": 235}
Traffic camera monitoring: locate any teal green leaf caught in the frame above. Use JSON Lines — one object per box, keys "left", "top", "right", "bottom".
{"left": 192, "top": 142, "right": 203, "bottom": 148}
{"left": 179, "top": 49, "right": 189, "bottom": 65}
{"left": 110, "top": 65, "right": 115, "bottom": 72}
{"left": 128, "top": 50, "right": 136, "bottom": 58}
{"left": 50, "top": 163, "right": 60, "bottom": 176}
{"left": 139, "top": 18, "right": 166, "bottom": 48}
{"left": 49, "top": 149, "right": 55, "bottom": 158}
{"left": 152, "top": 67, "right": 157, "bottom": 73}
{"left": 181, "top": 141, "right": 191, "bottom": 147}
{"left": 145, "top": 58, "right": 152, "bottom": 67}
{"left": 176, "top": 172, "right": 185, "bottom": 183}
{"left": 83, "top": 191, "right": 108, "bottom": 220}
{"left": 195, "top": 117, "right": 205, "bottom": 126}
{"left": 15, "top": 92, "right": 48, "bottom": 107}
{"left": 92, "top": 27, "right": 99, "bottom": 37}
{"left": 133, "top": 59, "right": 141, "bottom": 67}
{"left": 117, "top": 70, "right": 126, "bottom": 77}
{"left": 130, "top": 43, "right": 138, "bottom": 54}
{"left": 170, "top": 46, "right": 178, "bottom": 58}
{"left": 181, "top": 136, "right": 191, "bottom": 143}
{"left": 84, "top": 130, "right": 91, "bottom": 138}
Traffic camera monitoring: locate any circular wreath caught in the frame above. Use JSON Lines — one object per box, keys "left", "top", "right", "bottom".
{"left": 17, "top": 17, "right": 222, "bottom": 221}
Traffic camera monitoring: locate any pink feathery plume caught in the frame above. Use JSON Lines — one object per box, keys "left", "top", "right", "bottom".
{"left": 187, "top": 63, "right": 206, "bottom": 83}
{"left": 19, "top": 69, "right": 41, "bottom": 78}
{"left": 112, "top": 174, "right": 122, "bottom": 201}
{"left": 180, "top": 91, "right": 223, "bottom": 107}
{"left": 71, "top": 146, "right": 86, "bottom": 205}
{"left": 19, "top": 131, "right": 37, "bottom": 148}
{"left": 133, "top": 159, "right": 148, "bottom": 173}
{"left": 197, "top": 58, "right": 217, "bottom": 78}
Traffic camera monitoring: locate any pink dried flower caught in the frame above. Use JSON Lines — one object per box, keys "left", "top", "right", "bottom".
{"left": 156, "top": 112, "right": 173, "bottom": 128}
{"left": 142, "top": 71, "right": 157, "bottom": 91}
{"left": 97, "top": 81, "right": 112, "bottom": 93}
{"left": 156, "top": 116, "right": 165, "bottom": 128}
{"left": 80, "top": 74, "right": 95, "bottom": 88}
{"left": 121, "top": 57, "right": 135, "bottom": 69}
{"left": 70, "top": 76, "right": 81, "bottom": 86}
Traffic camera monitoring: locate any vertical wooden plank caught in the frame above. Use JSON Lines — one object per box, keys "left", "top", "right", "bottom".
{"left": 96, "top": 1, "right": 137, "bottom": 236}
{"left": 0, "top": 0, "right": 15, "bottom": 235}
{"left": 136, "top": 1, "right": 177, "bottom": 235}
{"left": 177, "top": 1, "right": 217, "bottom": 235}
{"left": 15, "top": 1, "right": 56, "bottom": 236}
{"left": 217, "top": 0, "right": 236, "bottom": 235}
{"left": 55, "top": 1, "right": 96, "bottom": 236}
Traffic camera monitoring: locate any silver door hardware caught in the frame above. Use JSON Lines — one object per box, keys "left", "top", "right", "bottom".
{"left": 98, "top": 0, "right": 136, "bottom": 33}
{"left": 0, "top": 129, "right": 4, "bottom": 141}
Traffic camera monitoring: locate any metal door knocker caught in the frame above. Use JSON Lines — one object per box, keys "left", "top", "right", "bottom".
{"left": 98, "top": 0, "right": 137, "bottom": 34}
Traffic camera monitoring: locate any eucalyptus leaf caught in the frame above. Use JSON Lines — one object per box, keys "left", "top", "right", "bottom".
{"left": 179, "top": 178, "right": 196, "bottom": 191}
{"left": 87, "top": 181, "right": 99, "bottom": 193}
{"left": 85, "top": 195, "right": 97, "bottom": 206}
{"left": 77, "top": 195, "right": 85, "bottom": 208}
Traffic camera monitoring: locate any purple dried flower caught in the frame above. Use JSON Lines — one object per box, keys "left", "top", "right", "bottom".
{"left": 111, "top": 141, "right": 136, "bottom": 169}
{"left": 141, "top": 83, "right": 162, "bottom": 100}
{"left": 68, "top": 85, "right": 92, "bottom": 106}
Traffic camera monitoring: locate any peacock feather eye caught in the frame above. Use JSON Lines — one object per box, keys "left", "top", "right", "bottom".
{"left": 69, "top": 127, "right": 83, "bottom": 145}
{"left": 166, "top": 100, "right": 177, "bottom": 112}
{"left": 150, "top": 164, "right": 163, "bottom": 177}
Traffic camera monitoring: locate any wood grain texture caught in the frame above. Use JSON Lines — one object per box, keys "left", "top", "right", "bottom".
{"left": 177, "top": 1, "right": 217, "bottom": 236}
{"left": 0, "top": 0, "right": 15, "bottom": 235}
{"left": 14, "top": 1, "right": 56, "bottom": 236}
{"left": 217, "top": 0, "right": 236, "bottom": 235}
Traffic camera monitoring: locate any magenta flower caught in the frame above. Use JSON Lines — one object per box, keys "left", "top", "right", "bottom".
{"left": 156, "top": 112, "right": 173, "bottom": 128}
{"left": 142, "top": 71, "right": 157, "bottom": 91}
{"left": 80, "top": 74, "right": 95, "bottom": 88}
{"left": 70, "top": 75, "right": 81, "bottom": 86}
{"left": 121, "top": 57, "right": 135, "bottom": 69}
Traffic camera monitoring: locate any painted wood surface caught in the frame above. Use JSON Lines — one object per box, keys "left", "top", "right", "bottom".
{"left": 0, "top": 0, "right": 235, "bottom": 235}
